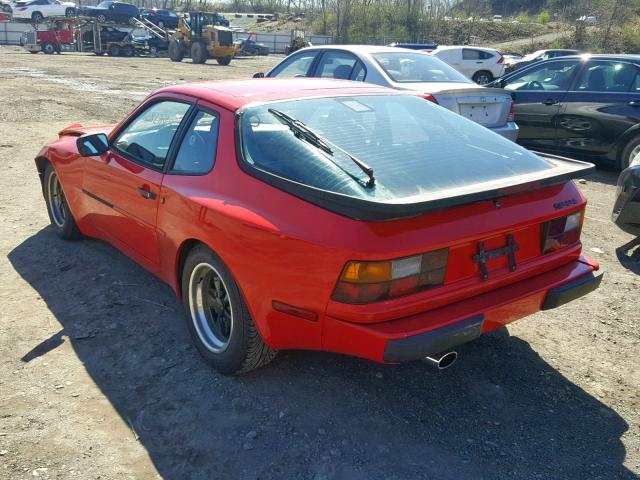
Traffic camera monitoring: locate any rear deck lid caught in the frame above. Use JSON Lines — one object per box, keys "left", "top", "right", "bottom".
{"left": 238, "top": 93, "right": 593, "bottom": 221}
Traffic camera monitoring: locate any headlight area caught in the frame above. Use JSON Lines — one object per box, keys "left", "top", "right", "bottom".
{"left": 331, "top": 249, "right": 449, "bottom": 304}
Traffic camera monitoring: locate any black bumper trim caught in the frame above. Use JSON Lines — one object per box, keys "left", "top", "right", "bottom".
{"left": 541, "top": 269, "right": 604, "bottom": 310}
{"left": 383, "top": 314, "right": 484, "bottom": 363}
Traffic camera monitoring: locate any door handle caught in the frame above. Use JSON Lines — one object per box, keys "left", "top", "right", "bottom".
{"left": 136, "top": 186, "right": 157, "bottom": 200}
{"left": 628, "top": 100, "right": 640, "bottom": 107}
{"left": 542, "top": 99, "right": 559, "bottom": 106}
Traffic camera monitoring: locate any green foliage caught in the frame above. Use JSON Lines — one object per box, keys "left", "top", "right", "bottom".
{"left": 536, "top": 10, "right": 551, "bottom": 24}
{"left": 516, "top": 13, "right": 530, "bottom": 23}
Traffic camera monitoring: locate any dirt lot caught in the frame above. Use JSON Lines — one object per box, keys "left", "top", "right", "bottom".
{"left": 0, "top": 45, "right": 639, "bottom": 480}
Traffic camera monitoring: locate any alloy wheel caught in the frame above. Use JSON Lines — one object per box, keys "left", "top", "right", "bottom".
{"left": 47, "top": 170, "right": 67, "bottom": 228}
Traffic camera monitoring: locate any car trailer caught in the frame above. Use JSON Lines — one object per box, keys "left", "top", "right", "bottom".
{"left": 22, "top": 15, "right": 170, "bottom": 56}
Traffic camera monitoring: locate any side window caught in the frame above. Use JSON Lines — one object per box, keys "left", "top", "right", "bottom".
{"left": 113, "top": 101, "right": 190, "bottom": 168}
{"left": 572, "top": 61, "right": 640, "bottom": 93}
{"left": 352, "top": 61, "right": 366, "bottom": 81}
{"left": 269, "top": 52, "right": 317, "bottom": 78}
{"left": 315, "top": 51, "right": 358, "bottom": 79}
{"left": 172, "top": 110, "right": 219, "bottom": 173}
{"left": 462, "top": 49, "right": 481, "bottom": 60}
{"left": 503, "top": 60, "right": 579, "bottom": 92}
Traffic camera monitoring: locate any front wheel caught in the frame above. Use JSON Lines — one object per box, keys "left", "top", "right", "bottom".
{"left": 96, "top": 13, "right": 106, "bottom": 22}
{"left": 216, "top": 56, "right": 232, "bottom": 66}
{"left": 65, "top": 7, "right": 74, "bottom": 16}
{"left": 43, "top": 163, "right": 81, "bottom": 240}
{"left": 31, "top": 11, "right": 44, "bottom": 23}
{"left": 168, "top": 39, "right": 184, "bottom": 62}
{"left": 472, "top": 70, "right": 493, "bottom": 85}
{"left": 619, "top": 135, "right": 640, "bottom": 170}
{"left": 42, "top": 41, "right": 55, "bottom": 54}
{"left": 107, "top": 44, "right": 120, "bottom": 56}
{"left": 191, "top": 41, "right": 208, "bottom": 64}
{"left": 182, "top": 245, "right": 277, "bottom": 374}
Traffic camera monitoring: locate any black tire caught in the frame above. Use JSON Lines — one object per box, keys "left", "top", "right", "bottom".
{"left": 65, "top": 7, "right": 74, "bottom": 16}
{"left": 157, "top": 20, "right": 164, "bottom": 28}
{"left": 121, "top": 45, "right": 133, "bottom": 57}
{"left": 191, "top": 41, "right": 207, "bottom": 64}
{"left": 42, "top": 41, "right": 55, "bottom": 54}
{"left": 128, "top": 16, "right": 137, "bottom": 25}
{"left": 94, "top": 51, "right": 106, "bottom": 56}
{"left": 96, "top": 13, "right": 106, "bottom": 22}
{"left": 168, "top": 39, "right": 184, "bottom": 62}
{"left": 181, "top": 245, "right": 277, "bottom": 375}
{"left": 29, "top": 50, "right": 39, "bottom": 54}
{"left": 43, "top": 163, "right": 81, "bottom": 240}
{"left": 107, "top": 44, "right": 120, "bottom": 56}
{"left": 619, "top": 135, "right": 640, "bottom": 170}
{"left": 216, "top": 56, "right": 232, "bottom": 66}
{"left": 472, "top": 70, "right": 493, "bottom": 85}
{"left": 31, "top": 11, "right": 43, "bottom": 23}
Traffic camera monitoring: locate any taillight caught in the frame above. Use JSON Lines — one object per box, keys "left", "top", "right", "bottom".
{"left": 420, "top": 94, "right": 439, "bottom": 104}
{"left": 332, "top": 249, "right": 448, "bottom": 304}
{"left": 507, "top": 99, "right": 516, "bottom": 122}
{"left": 540, "top": 210, "right": 584, "bottom": 254}
{"left": 497, "top": 55, "right": 505, "bottom": 64}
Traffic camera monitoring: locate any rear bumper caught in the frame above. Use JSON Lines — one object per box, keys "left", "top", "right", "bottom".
{"left": 322, "top": 256, "right": 601, "bottom": 364}
{"left": 490, "top": 121, "right": 519, "bottom": 142}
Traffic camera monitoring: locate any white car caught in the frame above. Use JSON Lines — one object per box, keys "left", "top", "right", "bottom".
{"left": 258, "top": 45, "right": 518, "bottom": 141}
{"left": 431, "top": 46, "right": 506, "bottom": 85}
{"left": 11, "top": 0, "right": 76, "bottom": 22}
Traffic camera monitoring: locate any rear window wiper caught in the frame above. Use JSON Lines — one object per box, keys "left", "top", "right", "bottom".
{"left": 268, "top": 108, "right": 376, "bottom": 188}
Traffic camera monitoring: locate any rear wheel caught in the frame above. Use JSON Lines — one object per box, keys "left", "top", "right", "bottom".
{"left": 472, "top": 70, "right": 493, "bottom": 85}
{"left": 619, "top": 135, "right": 640, "bottom": 170}
{"left": 31, "top": 11, "right": 43, "bottom": 23}
{"left": 96, "top": 13, "right": 106, "bottom": 22}
{"left": 121, "top": 44, "right": 133, "bottom": 57}
{"left": 216, "top": 56, "right": 232, "bottom": 66}
{"left": 41, "top": 41, "right": 55, "bottom": 54}
{"left": 157, "top": 20, "right": 164, "bottom": 28}
{"left": 181, "top": 245, "right": 277, "bottom": 374}
{"left": 65, "top": 7, "right": 74, "bottom": 16}
{"left": 168, "top": 39, "right": 184, "bottom": 62}
{"left": 107, "top": 44, "right": 120, "bottom": 56}
{"left": 43, "top": 163, "right": 81, "bottom": 240}
{"left": 191, "top": 41, "right": 208, "bottom": 64}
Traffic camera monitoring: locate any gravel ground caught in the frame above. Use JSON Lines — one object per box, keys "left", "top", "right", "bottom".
{"left": 0, "top": 45, "right": 638, "bottom": 480}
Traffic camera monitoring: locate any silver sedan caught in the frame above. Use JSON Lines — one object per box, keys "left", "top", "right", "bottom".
{"left": 255, "top": 45, "right": 518, "bottom": 141}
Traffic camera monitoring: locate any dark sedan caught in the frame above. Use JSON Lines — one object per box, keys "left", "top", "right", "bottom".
{"left": 80, "top": 1, "right": 139, "bottom": 25}
{"left": 613, "top": 158, "right": 640, "bottom": 236}
{"left": 491, "top": 54, "right": 640, "bottom": 170}
{"left": 141, "top": 8, "right": 179, "bottom": 29}
{"left": 509, "top": 49, "right": 580, "bottom": 72}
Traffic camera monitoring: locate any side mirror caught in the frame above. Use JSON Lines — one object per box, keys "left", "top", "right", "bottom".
{"left": 77, "top": 133, "right": 109, "bottom": 157}
{"left": 253, "top": 72, "right": 265, "bottom": 78}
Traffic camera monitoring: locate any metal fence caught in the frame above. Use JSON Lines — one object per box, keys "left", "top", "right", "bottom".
{"left": 232, "top": 31, "right": 333, "bottom": 54}
{"left": 0, "top": 21, "right": 333, "bottom": 53}
{"left": 0, "top": 21, "right": 34, "bottom": 45}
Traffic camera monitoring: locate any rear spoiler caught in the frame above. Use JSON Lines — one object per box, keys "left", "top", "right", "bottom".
{"left": 242, "top": 152, "right": 595, "bottom": 222}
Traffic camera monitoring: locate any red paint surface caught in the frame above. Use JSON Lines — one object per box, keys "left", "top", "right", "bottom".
{"left": 37, "top": 80, "right": 598, "bottom": 364}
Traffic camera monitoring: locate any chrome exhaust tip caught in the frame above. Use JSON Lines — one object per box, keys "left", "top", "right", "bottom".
{"left": 423, "top": 351, "right": 458, "bottom": 370}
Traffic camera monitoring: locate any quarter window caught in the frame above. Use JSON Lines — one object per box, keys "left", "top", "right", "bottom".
{"left": 269, "top": 51, "right": 317, "bottom": 78}
{"left": 463, "top": 49, "right": 493, "bottom": 60}
{"left": 172, "top": 110, "right": 219, "bottom": 173}
{"left": 113, "top": 100, "right": 190, "bottom": 169}
{"left": 572, "top": 61, "right": 640, "bottom": 92}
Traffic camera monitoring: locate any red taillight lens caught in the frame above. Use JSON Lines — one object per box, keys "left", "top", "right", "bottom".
{"left": 497, "top": 55, "right": 505, "bottom": 64}
{"left": 420, "top": 94, "right": 439, "bottom": 104}
{"left": 332, "top": 249, "right": 448, "bottom": 304}
{"left": 507, "top": 99, "right": 516, "bottom": 122}
{"left": 540, "top": 210, "right": 584, "bottom": 254}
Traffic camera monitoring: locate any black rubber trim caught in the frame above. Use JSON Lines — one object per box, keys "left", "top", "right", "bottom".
{"left": 542, "top": 269, "right": 604, "bottom": 310}
{"left": 82, "top": 188, "right": 113, "bottom": 208}
{"left": 383, "top": 314, "right": 484, "bottom": 363}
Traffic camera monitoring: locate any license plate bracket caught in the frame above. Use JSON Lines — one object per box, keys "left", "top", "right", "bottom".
{"left": 473, "top": 234, "right": 520, "bottom": 280}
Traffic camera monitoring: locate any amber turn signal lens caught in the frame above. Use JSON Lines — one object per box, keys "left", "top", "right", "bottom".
{"left": 332, "top": 249, "right": 449, "bottom": 304}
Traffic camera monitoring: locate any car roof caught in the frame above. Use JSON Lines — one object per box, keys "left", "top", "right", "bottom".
{"left": 294, "top": 44, "right": 425, "bottom": 55}
{"left": 540, "top": 53, "right": 640, "bottom": 62}
{"left": 157, "top": 78, "right": 398, "bottom": 111}
{"left": 435, "top": 45, "right": 498, "bottom": 52}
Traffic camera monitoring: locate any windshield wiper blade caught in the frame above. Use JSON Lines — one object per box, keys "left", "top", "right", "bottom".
{"left": 268, "top": 108, "right": 376, "bottom": 188}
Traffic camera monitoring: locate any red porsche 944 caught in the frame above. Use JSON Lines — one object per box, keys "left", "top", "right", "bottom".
{"left": 36, "top": 79, "right": 602, "bottom": 374}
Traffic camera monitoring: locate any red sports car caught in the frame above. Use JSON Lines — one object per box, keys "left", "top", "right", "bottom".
{"left": 36, "top": 79, "right": 602, "bottom": 374}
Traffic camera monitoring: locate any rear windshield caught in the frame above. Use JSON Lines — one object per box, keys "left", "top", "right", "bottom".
{"left": 240, "top": 94, "right": 553, "bottom": 203}
{"left": 372, "top": 52, "right": 470, "bottom": 83}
